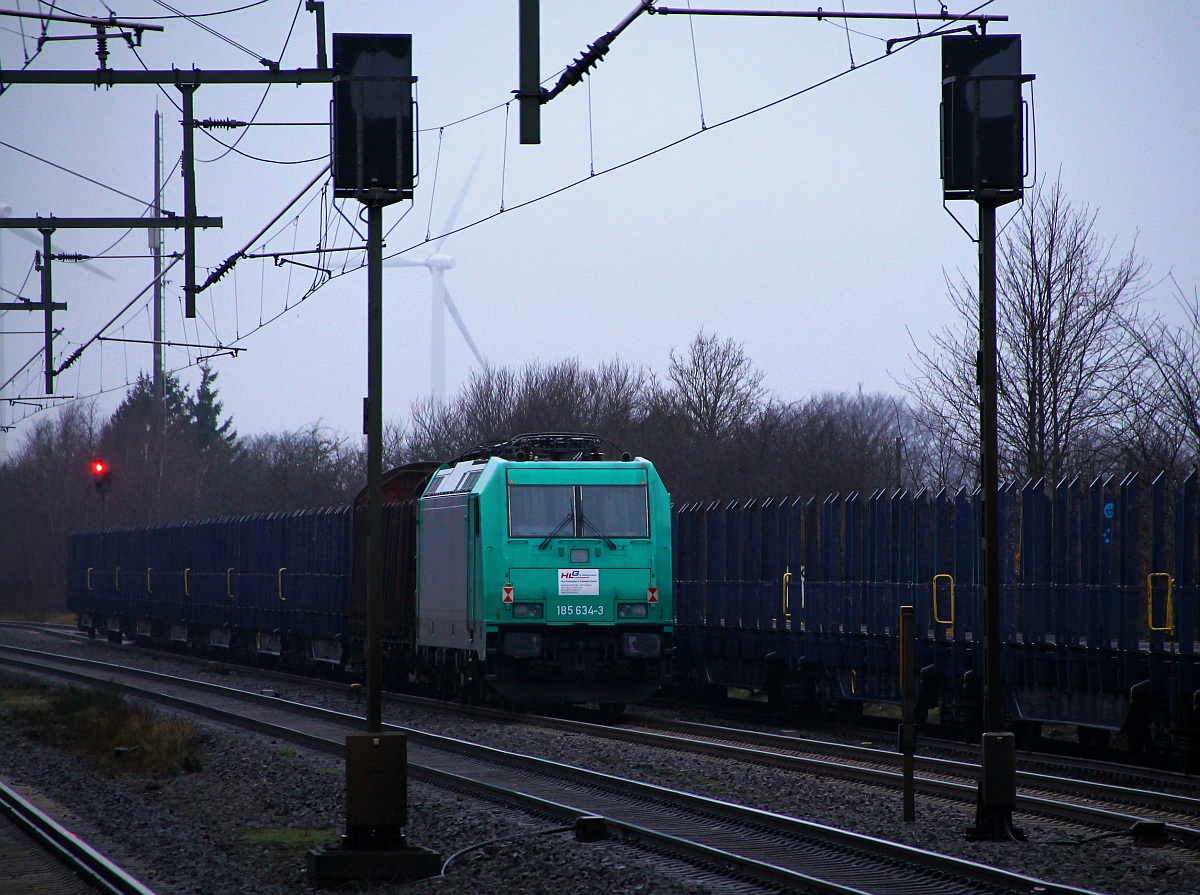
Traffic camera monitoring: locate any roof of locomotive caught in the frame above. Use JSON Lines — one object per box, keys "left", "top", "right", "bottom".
{"left": 448, "top": 432, "right": 624, "bottom": 463}
{"left": 419, "top": 433, "right": 650, "bottom": 501}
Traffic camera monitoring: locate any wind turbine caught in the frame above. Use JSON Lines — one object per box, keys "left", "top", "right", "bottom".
{"left": 385, "top": 161, "right": 486, "bottom": 404}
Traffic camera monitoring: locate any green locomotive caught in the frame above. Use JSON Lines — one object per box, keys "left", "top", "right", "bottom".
{"left": 404, "top": 433, "right": 672, "bottom": 718}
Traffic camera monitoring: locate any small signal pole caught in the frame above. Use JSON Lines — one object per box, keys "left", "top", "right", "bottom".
{"left": 151, "top": 110, "right": 165, "bottom": 422}
{"left": 308, "top": 32, "right": 440, "bottom": 887}
{"left": 329, "top": 32, "right": 416, "bottom": 735}
{"left": 899, "top": 605, "right": 916, "bottom": 822}
{"left": 941, "top": 32, "right": 1034, "bottom": 843}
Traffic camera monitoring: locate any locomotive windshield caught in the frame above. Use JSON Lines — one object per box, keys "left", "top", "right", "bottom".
{"left": 579, "top": 485, "right": 648, "bottom": 537}
{"left": 509, "top": 483, "right": 649, "bottom": 539}
{"left": 509, "top": 485, "right": 574, "bottom": 537}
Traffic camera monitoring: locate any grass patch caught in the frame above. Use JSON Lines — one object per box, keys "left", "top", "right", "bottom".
{"left": 241, "top": 827, "right": 338, "bottom": 859}
{"left": 1, "top": 678, "right": 206, "bottom": 775}
{"left": 727, "top": 687, "right": 769, "bottom": 703}
{"left": 0, "top": 683, "right": 53, "bottom": 713}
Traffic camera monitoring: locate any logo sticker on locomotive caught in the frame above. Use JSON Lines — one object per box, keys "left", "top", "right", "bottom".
{"left": 558, "top": 568, "right": 599, "bottom": 596}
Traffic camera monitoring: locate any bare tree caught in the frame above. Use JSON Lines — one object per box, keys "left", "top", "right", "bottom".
{"left": 905, "top": 177, "right": 1148, "bottom": 484}
{"left": 0, "top": 402, "right": 101, "bottom": 616}
{"left": 235, "top": 423, "right": 358, "bottom": 510}
{"left": 403, "top": 396, "right": 475, "bottom": 462}
{"left": 398, "top": 358, "right": 650, "bottom": 463}
{"left": 664, "top": 330, "right": 767, "bottom": 441}
{"left": 1125, "top": 276, "right": 1200, "bottom": 468}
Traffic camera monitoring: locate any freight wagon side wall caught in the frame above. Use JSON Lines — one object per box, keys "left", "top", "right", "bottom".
{"left": 68, "top": 507, "right": 354, "bottom": 644}
{"left": 348, "top": 499, "right": 419, "bottom": 645}
{"left": 671, "top": 473, "right": 1200, "bottom": 736}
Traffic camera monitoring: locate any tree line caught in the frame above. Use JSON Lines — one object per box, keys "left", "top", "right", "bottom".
{"left": 1, "top": 177, "right": 1196, "bottom": 618}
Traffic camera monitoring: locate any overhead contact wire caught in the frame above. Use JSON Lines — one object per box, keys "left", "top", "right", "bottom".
{"left": 386, "top": 1, "right": 998, "bottom": 259}
{"left": 198, "top": 0, "right": 306, "bottom": 163}
{"left": 151, "top": 0, "right": 271, "bottom": 64}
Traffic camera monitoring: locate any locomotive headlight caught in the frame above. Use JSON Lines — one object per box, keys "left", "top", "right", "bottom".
{"left": 617, "top": 602, "right": 648, "bottom": 619}
{"left": 511, "top": 602, "right": 544, "bottom": 619}
{"left": 621, "top": 632, "right": 660, "bottom": 657}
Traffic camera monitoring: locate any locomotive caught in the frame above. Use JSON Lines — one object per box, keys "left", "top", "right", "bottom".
{"left": 67, "top": 434, "right": 673, "bottom": 718}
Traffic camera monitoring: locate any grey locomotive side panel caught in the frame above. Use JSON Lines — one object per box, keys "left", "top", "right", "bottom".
{"left": 417, "top": 495, "right": 472, "bottom": 650}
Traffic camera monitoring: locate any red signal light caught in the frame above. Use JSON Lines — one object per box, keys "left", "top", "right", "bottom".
{"left": 91, "top": 457, "right": 113, "bottom": 493}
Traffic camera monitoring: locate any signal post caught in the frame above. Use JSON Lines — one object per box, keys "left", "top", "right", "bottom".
{"left": 306, "top": 32, "right": 441, "bottom": 886}
{"left": 941, "top": 32, "right": 1034, "bottom": 843}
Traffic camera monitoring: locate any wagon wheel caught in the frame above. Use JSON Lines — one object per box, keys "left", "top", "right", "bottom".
{"left": 1147, "top": 705, "right": 1175, "bottom": 758}
{"left": 1076, "top": 726, "right": 1111, "bottom": 754}
{"left": 598, "top": 702, "right": 626, "bottom": 724}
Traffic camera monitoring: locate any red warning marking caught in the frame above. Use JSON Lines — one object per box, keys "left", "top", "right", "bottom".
{"left": 502, "top": 585, "right": 514, "bottom": 603}
{"left": 647, "top": 587, "right": 659, "bottom": 603}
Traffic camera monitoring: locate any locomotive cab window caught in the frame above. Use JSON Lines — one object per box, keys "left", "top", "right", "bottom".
{"left": 580, "top": 485, "right": 648, "bottom": 538}
{"left": 508, "top": 482, "right": 649, "bottom": 539}
{"left": 509, "top": 485, "right": 574, "bottom": 538}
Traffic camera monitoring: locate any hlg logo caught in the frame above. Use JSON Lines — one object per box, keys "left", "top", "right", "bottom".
{"left": 560, "top": 570, "right": 584, "bottom": 579}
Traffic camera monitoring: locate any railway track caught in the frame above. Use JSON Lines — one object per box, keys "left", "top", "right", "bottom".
{"left": 7, "top": 623, "right": 1193, "bottom": 787}
{"left": 5, "top": 627, "right": 1198, "bottom": 844}
{"left": 0, "top": 777, "right": 159, "bottom": 895}
{"left": 0, "top": 642, "right": 1128, "bottom": 894}
{"left": 618, "top": 715, "right": 1200, "bottom": 840}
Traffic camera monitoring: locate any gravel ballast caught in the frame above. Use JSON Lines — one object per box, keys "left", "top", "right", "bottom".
{"left": 2, "top": 628, "right": 1198, "bottom": 895}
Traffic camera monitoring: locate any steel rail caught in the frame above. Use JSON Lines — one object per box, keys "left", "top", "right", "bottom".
{"left": 0, "top": 646, "right": 1107, "bottom": 895}
{"left": 4, "top": 633, "right": 1196, "bottom": 828}
{"left": 621, "top": 717, "right": 1200, "bottom": 821}
{"left": 7, "top": 623, "right": 1189, "bottom": 793}
{"left": 0, "top": 779, "right": 160, "bottom": 895}
{"left": 3, "top": 638, "right": 1196, "bottom": 842}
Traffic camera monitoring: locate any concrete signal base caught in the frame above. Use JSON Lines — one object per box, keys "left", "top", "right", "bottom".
{"left": 307, "top": 838, "right": 442, "bottom": 886}
{"left": 307, "top": 732, "right": 442, "bottom": 886}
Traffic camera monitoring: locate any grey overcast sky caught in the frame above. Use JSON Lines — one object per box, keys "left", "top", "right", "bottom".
{"left": 1, "top": 1, "right": 1197, "bottom": 454}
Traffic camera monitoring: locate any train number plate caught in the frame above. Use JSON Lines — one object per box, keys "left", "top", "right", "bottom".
{"left": 555, "top": 604, "right": 607, "bottom": 618}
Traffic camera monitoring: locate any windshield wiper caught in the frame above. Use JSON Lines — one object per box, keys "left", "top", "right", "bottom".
{"left": 580, "top": 514, "right": 616, "bottom": 550}
{"left": 538, "top": 512, "right": 575, "bottom": 550}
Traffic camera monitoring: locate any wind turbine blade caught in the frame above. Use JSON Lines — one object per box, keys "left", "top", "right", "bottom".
{"left": 7, "top": 228, "right": 115, "bottom": 280}
{"left": 383, "top": 256, "right": 428, "bottom": 268}
{"left": 443, "top": 286, "right": 486, "bottom": 368}
{"left": 432, "top": 152, "right": 484, "bottom": 254}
